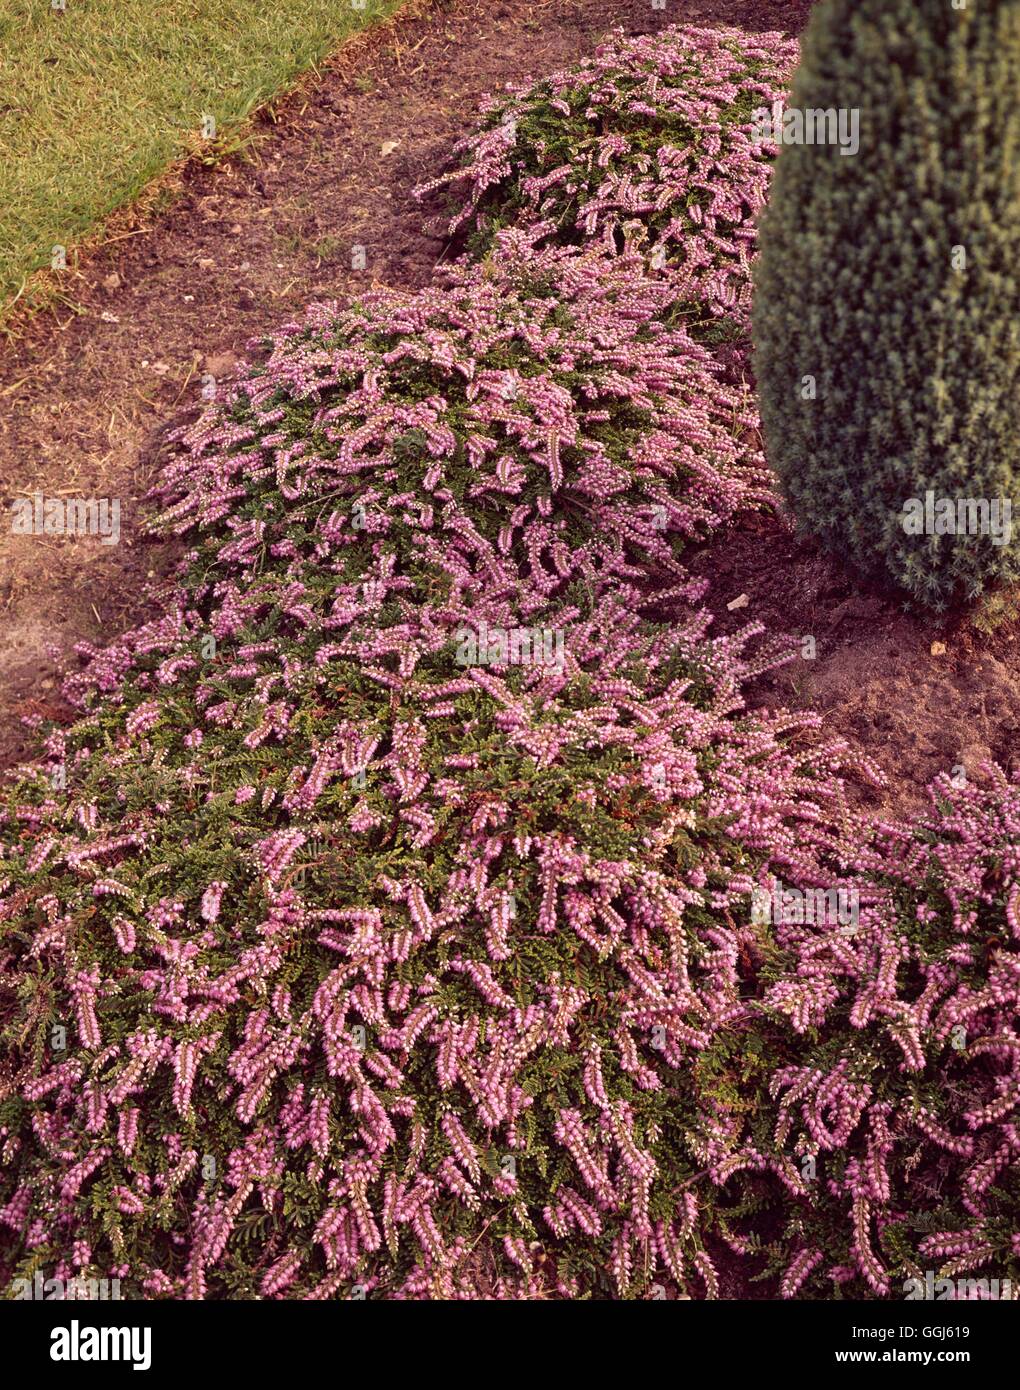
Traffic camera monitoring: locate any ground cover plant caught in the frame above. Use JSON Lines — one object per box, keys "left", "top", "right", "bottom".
{"left": 1, "top": 17, "right": 1018, "bottom": 1304}
{"left": 415, "top": 25, "right": 799, "bottom": 338}
{"left": 754, "top": 0, "right": 1020, "bottom": 611}
{"left": 0, "top": 236, "right": 859, "bottom": 1299}
{"left": 0, "top": 0, "right": 403, "bottom": 323}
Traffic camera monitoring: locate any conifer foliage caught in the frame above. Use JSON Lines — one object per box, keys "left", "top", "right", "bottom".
{"left": 754, "top": 0, "right": 1020, "bottom": 610}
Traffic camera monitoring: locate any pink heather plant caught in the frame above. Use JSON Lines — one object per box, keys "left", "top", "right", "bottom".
{"left": 0, "top": 236, "right": 868, "bottom": 1300}
{"left": 705, "top": 770, "right": 1020, "bottom": 1299}
{"left": 414, "top": 26, "right": 798, "bottom": 337}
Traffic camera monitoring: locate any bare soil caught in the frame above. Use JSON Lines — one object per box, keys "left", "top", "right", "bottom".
{"left": 1, "top": 0, "right": 1015, "bottom": 829}
{"left": 688, "top": 512, "right": 1020, "bottom": 820}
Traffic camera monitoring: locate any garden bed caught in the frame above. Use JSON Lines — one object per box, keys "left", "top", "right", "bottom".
{"left": 0, "top": 0, "right": 1016, "bottom": 1307}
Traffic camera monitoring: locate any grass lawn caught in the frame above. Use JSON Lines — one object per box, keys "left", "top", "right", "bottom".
{"left": 0, "top": 0, "right": 406, "bottom": 322}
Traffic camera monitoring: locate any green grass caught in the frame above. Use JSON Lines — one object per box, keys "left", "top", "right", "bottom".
{"left": 0, "top": 0, "right": 408, "bottom": 321}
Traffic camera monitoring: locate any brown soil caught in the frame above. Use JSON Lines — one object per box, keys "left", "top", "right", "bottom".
{"left": 2, "top": 0, "right": 1015, "bottom": 828}
{"left": 688, "top": 512, "right": 1020, "bottom": 820}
